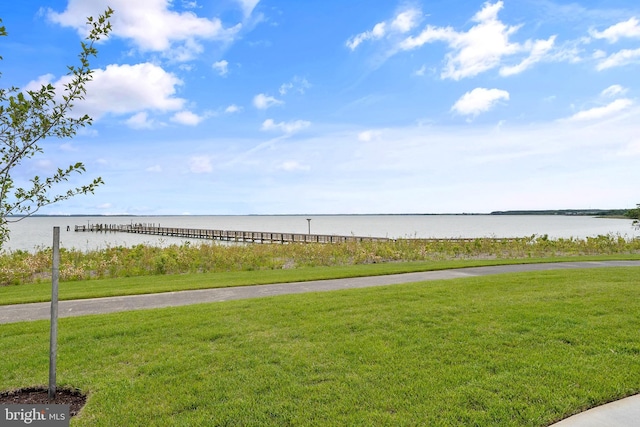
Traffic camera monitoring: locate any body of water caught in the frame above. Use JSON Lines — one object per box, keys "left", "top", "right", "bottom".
{"left": 3, "top": 214, "right": 638, "bottom": 253}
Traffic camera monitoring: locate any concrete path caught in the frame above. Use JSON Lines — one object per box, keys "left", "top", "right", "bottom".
{"left": 1, "top": 260, "right": 639, "bottom": 426}
{"left": 549, "top": 394, "right": 640, "bottom": 426}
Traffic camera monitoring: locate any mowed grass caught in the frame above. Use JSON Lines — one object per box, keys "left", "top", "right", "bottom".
{"left": 1, "top": 267, "right": 639, "bottom": 426}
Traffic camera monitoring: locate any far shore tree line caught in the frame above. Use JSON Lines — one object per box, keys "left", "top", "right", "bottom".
{"left": 627, "top": 204, "right": 640, "bottom": 228}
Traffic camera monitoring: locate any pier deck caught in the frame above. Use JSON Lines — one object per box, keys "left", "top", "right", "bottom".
{"left": 74, "top": 224, "right": 518, "bottom": 244}
{"left": 74, "top": 224, "right": 391, "bottom": 244}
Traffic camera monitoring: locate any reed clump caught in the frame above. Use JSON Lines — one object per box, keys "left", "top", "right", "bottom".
{"left": 1, "top": 234, "right": 639, "bottom": 286}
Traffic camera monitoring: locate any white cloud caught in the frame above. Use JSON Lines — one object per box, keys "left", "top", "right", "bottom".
{"left": 171, "top": 110, "right": 204, "bottom": 126}
{"left": 213, "top": 60, "right": 229, "bottom": 76}
{"left": 601, "top": 85, "right": 627, "bottom": 98}
{"left": 596, "top": 48, "right": 640, "bottom": 70}
{"left": 346, "top": 7, "right": 420, "bottom": 50}
{"left": 590, "top": 17, "right": 640, "bottom": 43}
{"left": 566, "top": 98, "right": 633, "bottom": 121}
{"left": 26, "top": 63, "right": 186, "bottom": 121}
{"left": 452, "top": 88, "right": 510, "bottom": 116}
{"left": 261, "top": 119, "right": 311, "bottom": 134}
{"left": 225, "top": 104, "right": 242, "bottom": 113}
{"left": 399, "top": 1, "right": 557, "bottom": 80}
{"left": 23, "top": 73, "right": 55, "bottom": 92}
{"left": 48, "top": 0, "right": 242, "bottom": 61}
{"left": 189, "top": 156, "right": 213, "bottom": 173}
{"left": 391, "top": 9, "right": 422, "bottom": 33}
{"left": 253, "top": 93, "right": 284, "bottom": 109}
{"left": 590, "top": 18, "right": 640, "bottom": 71}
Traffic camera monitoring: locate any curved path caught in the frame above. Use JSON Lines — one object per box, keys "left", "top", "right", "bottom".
{"left": 1, "top": 260, "right": 639, "bottom": 426}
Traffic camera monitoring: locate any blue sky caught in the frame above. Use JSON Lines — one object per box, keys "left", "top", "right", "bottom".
{"left": 2, "top": 0, "right": 639, "bottom": 215}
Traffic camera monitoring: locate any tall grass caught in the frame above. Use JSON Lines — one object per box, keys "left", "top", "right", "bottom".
{"left": 1, "top": 234, "right": 639, "bottom": 286}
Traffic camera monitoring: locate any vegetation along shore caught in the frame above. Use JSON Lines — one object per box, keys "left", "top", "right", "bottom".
{"left": 2, "top": 234, "right": 640, "bottom": 287}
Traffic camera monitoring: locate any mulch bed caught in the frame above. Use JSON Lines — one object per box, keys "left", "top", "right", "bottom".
{"left": 0, "top": 387, "right": 87, "bottom": 417}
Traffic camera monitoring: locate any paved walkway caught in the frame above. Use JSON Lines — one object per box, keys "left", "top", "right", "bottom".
{"left": 1, "top": 260, "right": 639, "bottom": 426}
{"left": 549, "top": 394, "right": 640, "bottom": 426}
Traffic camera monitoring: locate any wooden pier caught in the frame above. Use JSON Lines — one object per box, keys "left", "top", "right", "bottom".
{"left": 74, "top": 224, "right": 391, "bottom": 244}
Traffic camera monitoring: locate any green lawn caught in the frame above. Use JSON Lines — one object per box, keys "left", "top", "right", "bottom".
{"left": 1, "top": 267, "right": 639, "bottom": 426}
{"left": 1, "top": 254, "right": 638, "bottom": 306}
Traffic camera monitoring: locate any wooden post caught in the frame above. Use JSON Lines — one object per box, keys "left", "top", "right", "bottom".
{"left": 49, "top": 226, "right": 60, "bottom": 400}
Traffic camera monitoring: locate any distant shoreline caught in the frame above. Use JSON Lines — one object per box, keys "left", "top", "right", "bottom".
{"left": 10, "top": 209, "right": 632, "bottom": 218}
{"left": 489, "top": 209, "right": 629, "bottom": 217}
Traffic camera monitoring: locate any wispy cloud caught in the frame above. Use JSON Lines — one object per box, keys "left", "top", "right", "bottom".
{"left": 596, "top": 47, "right": 640, "bottom": 70}
{"left": 590, "top": 17, "right": 640, "bottom": 43}
{"left": 225, "top": 104, "right": 242, "bottom": 113}
{"left": 346, "top": 7, "right": 421, "bottom": 50}
{"left": 566, "top": 98, "right": 633, "bottom": 121}
{"left": 500, "top": 36, "right": 557, "bottom": 76}
{"left": 253, "top": 93, "right": 284, "bottom": 110}
{"left": 350, "top": 1, "right": 565, "bottom": 80}
{"left": 589, "top": 17, "right": 640, "bottom": 70}
{"left": 279, "top": 77, "right": 311, "bottom": 95}
{"left": 399, "top": 1, "right": 555, "bottom": 80}
{"left": 212, "top": 60, "right": 229, "bottom": 76}
{"left": 601, "top": 84, "right": 628, "bottom": 97}
{"left": 261, "top": 119, "right": 311, "bottom": 134}
{"left": 236, "top": 0, "right": 260, "bottom": 18}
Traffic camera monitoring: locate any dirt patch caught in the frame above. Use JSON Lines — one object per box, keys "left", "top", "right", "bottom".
{"left": 0, "top": 387, "right": 86, "bottom": 417}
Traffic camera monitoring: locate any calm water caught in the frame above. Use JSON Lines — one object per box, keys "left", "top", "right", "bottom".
{"left": 3, "top": 215, "right": 638, "bottom": 252}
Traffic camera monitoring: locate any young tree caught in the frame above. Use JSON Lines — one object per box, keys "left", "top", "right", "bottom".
{"left": 0, "top": 9, "right": 113, "bottom": 247}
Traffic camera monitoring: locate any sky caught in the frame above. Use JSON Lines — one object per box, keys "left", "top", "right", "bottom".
{"left": 1, "top": 0, "right": 639, "bottom": 215}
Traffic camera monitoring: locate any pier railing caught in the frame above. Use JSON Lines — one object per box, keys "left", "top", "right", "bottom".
{"left": 74, "top": 223, "right": 518, "bottom": 244}
{"left": 74, "top": 224, "right": 391, "bottom": 244}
